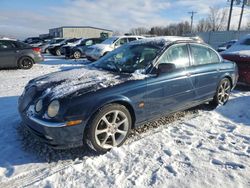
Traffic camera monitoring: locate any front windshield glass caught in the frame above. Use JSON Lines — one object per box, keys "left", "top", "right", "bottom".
{"left": 101, "top": 37, "right": 118, "bottom": 45}
{"left": 93, "top": 43, "right": 161, "bottom": 73}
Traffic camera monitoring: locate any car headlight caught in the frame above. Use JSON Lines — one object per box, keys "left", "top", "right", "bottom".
{"left": 47, "top": 100, "right": 60, "bottom": 118}
{"left": 35, "top": 99, "right": 43, "bottom": 112}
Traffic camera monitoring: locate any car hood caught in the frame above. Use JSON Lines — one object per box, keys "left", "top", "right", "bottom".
{"left": 28, "top": 66, "right": 147, "bottom": 100}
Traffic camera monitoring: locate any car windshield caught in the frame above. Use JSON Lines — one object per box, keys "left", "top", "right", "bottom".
{"left": 93, "top": 43, "right": 161, "bottom": 73}
{"left": 101, "top": 37, "right": 119, "bottom": 45}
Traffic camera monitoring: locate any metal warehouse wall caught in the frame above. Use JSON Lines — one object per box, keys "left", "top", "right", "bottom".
{"left": 196, "top": 31, "right": 250, "bottom": 48}
{"left": 62, "top": 28, "right": 113, "bottom": 38}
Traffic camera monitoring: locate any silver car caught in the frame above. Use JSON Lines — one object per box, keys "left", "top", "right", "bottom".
{"left": 85, "top": 36, "right": 145, "bottom": 61}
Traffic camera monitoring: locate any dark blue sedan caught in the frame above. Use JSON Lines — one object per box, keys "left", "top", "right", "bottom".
{"left": 18, "top": 37, "right": 238, "bottom": 153}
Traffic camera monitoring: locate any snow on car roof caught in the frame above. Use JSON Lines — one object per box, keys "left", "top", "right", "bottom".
{"left": 128, "top": 36, "right": 194, "bottom": 46}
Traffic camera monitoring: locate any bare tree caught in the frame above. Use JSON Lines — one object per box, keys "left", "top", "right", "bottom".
{"left": 112, "top": 30, "right": 122, "bottom": 36}
{"left": 129, "top": 27, "right": 149, "bottom": 35}
{"left": 207, "top": 7, "right": 227, "bottom": 31}
{"left": 196, "top": 7, "right": 227, "bottom": 32}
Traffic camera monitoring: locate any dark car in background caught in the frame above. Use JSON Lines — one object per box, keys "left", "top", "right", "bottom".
{"left": 40, "top": 38, "right": 64, "bottom": 54}
{"left": 221, "top": 35, "right": 250, "bottom": 85}
{"left": 19, "top": 37, "right": 238, "bottom": 153}
{"left": 0, "top": 39, "right": 44, "bottom": 69}
{"left": 48, "top": 38, "right": 79, "bottom": 56}
{"left": 65, "top": 38, "right": 104, "bottom": 59}
{"left": 217, "top": 40, "right": 237, "bottom": 52}
{"left": 60, "top": 38, "right": 84, "bottom": 56}
{"left": 23, "top": 37, "right": 45, "bottom": 47}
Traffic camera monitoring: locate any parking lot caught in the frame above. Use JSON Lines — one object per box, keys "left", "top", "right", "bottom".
{"left": 0, "top": 55, "right": 249, "bottom": 187}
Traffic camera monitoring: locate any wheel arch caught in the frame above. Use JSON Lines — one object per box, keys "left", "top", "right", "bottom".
{"left": 17, "top": 55, "right": 34, "bottom": 66}
{"left": 85, "top": 97, "right": 136, "bottom": 130}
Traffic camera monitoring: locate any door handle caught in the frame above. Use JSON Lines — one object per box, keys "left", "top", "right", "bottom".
{"left": 15, "top": 50, "right": 19, "bottom": 53}
{"left": 186, "top": 72, "right": 191, "bottom": 77}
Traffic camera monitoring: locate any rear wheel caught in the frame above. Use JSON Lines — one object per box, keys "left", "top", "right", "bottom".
{"left": 18, "top": 57, "right": 34, "bottom": 69}
{"left": 210, "top": 78, "right": 231, "bottom": 107}
{"left": 73, "top": 51, "right": 82, "bottom": 59}
{"left": 86, "top": 104, "right": 132, "bottom": 153}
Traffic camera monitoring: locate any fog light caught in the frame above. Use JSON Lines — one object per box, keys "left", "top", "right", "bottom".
{"left": 66, "top": 120, "right": 82, "bottom": 126}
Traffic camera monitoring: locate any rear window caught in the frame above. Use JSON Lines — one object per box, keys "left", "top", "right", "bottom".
{"left": 14, "top": 41, "right": 31, "bottom": 48}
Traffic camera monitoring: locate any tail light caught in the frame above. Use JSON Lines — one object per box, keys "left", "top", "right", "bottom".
{"left": 32, "top": 47, "right": 41, "bottom": 53}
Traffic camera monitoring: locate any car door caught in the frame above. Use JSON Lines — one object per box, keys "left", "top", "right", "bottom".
{"left": 188, "top": 43, "right": 222, "bottom": 101}
{"left": 0, "top": 40, "right": 18, "bottom": 68}
{"left": 145, "top": 43, "right": 196, "bottom": 119}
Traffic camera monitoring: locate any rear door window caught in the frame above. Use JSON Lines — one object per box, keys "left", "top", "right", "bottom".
{"left": 115, "top": 38, "right": 128, "bottom": 47}
{"left": 190, "top": 44, "right": 220, "bottom": 65}
{"left": 0, "top": 40, "right": 17, "bottom": 50}
{"left": 159, "top": 44, "right": 190, "bottom": 69}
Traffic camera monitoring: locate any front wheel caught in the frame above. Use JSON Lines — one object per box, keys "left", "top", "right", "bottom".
{"left": 210, "top": 78, "right": 231, "bottom": 107}
{"left": 86, "top": 104, "right": 132, "bottom": 153}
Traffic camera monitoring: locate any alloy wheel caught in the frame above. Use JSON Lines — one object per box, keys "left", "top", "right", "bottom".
{"left": 94, "top": 110, "right": 129, "bottom": 149}
{"left": 20, "top": 58, "right": 33, "bottom": 69}
{"left": 217, "top": 79, "right": 231, "bottom": 104}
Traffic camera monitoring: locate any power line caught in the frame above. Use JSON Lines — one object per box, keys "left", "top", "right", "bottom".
{"left": 188, "top": 11, "right": 197, "bottom": 33}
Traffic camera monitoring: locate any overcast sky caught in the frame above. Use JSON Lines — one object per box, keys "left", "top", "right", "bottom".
{"left": 0, "top": 0, "right": 250, "bottom": 39}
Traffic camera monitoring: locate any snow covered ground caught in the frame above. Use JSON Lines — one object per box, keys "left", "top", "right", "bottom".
{"left": 0, "top": 55, "right": 250, "bottom": 188}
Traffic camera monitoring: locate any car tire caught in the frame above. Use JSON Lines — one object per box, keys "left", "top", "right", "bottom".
{"left": 55, "top": 48, "right": 61, "bottom": 56}
{"left": 210, "top": 78, "right": 231, "bottom": 107}
{"left": 18, "top": 57, "right": 34, "bottom": 69}
{"left": 73, "top": 51, "right": 81, "bottom": 59}
{"left": 86, "top": 104, "right": 132, "bottom": 153}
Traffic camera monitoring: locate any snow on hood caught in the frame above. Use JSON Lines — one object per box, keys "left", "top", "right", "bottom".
{"left": 31, "top": 66, "right": 147, "bottom": 99}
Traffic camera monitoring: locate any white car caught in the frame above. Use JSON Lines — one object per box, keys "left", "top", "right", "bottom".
{"left": 85, "top": 36, "right": 145, "bottom": 61}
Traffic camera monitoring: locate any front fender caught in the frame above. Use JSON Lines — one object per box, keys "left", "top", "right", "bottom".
{"left": 85, "top": 95, "right": 134, "bottom": 125}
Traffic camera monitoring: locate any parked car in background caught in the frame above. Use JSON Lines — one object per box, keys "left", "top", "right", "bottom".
{"left": 19, "top": 37, "right": 238, "bottom": 153}
{"left": 40, "top": 38, "right": 64, "bottom": 54}
{"left": 60, "top": 38, "right": 84, "bottom": 56}
{"left": 23, "top": 37, "right": 45, "bottom": 47}
{"left": 85, "top": 35, "right": 145, "bottom": 61}
{"left": 0, "top": 39, "right": 43, "bottom": 69}
{"left": 221, "top": 35, "right": 250, "bottom": 85}
{"left": 48, "top": 38, "right": 79, "bottom": 56}
{"left": 65, "top": 38, "right": 104, "bottom": 59}
{"left": 217, "top": 40, "right": 237, "bottom": 52}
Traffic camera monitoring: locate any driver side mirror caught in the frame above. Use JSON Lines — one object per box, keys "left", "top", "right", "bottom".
{"left": 157, "top": 63, "right": 176, "bottom": 75}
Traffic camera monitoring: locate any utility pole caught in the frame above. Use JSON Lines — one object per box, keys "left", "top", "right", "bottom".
{"left": 227, "top": 0, "right": 234, "bottom": 31}
{"left": 238, "top": 0, "right": 246, "bottom": 30}
{"left": 188, "top": 11, "right": 197, "bottom": 33}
